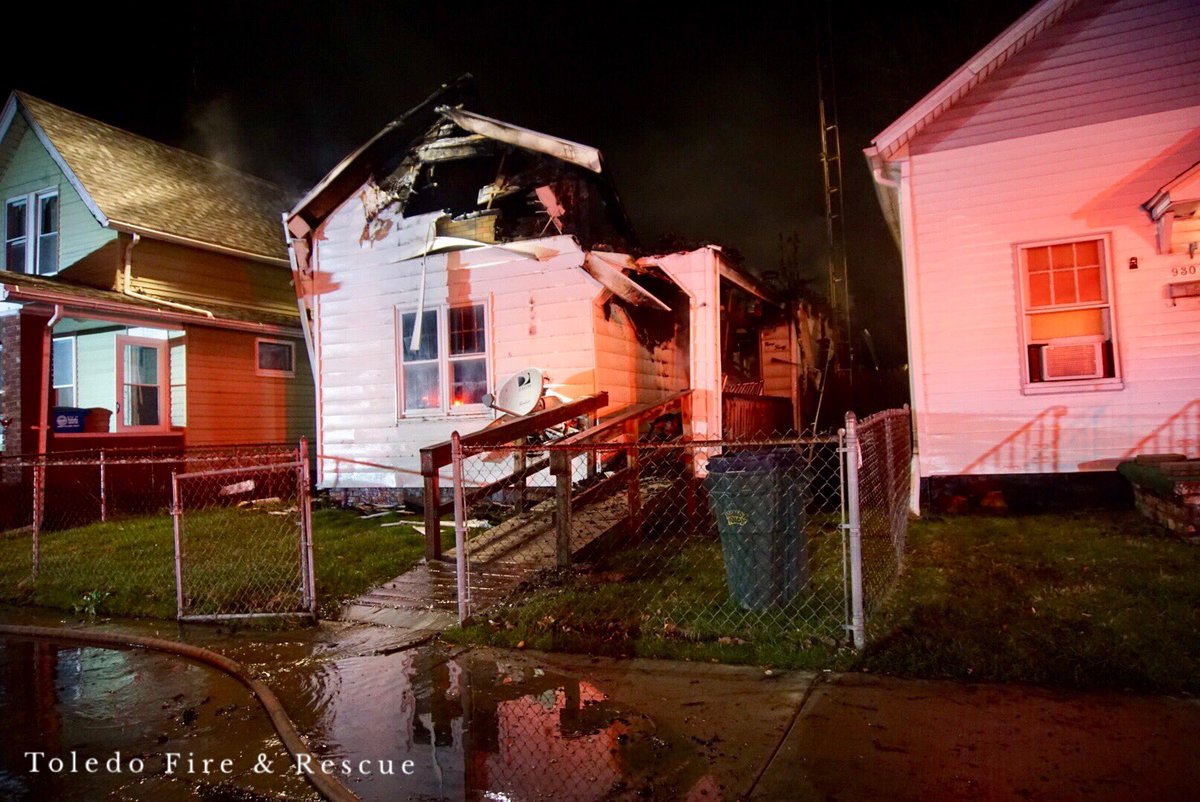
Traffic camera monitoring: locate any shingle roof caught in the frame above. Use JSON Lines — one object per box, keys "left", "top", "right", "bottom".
{"left": 15, "top": 92, "right": 290, "bottom": 264}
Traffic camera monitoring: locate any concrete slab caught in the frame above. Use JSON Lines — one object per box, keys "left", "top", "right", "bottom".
{"left": 510, "top": 648, "right": 817, "bottom": 800}
{"left": 753, "top": 673, "right": 1200, "bottom": 802}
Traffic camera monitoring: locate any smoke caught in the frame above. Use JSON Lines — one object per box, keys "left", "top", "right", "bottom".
{"left": 185, "top": 95, "right": 243, "bottom": 173}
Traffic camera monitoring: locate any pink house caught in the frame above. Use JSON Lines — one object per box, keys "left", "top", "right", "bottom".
{"left": 866, "top": 0, "right": 1200, "bottom": 509}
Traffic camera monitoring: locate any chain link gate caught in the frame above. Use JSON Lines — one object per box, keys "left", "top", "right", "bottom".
{"left": 172, "top": 446, "right": 316, "bottom": 622}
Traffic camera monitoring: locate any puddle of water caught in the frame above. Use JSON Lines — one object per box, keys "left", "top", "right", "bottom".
{"left": 0, "top": 616, "right": 707, "bottom": 801}
{"left": 0, "top": 637, "right": 314, "bottom": 801}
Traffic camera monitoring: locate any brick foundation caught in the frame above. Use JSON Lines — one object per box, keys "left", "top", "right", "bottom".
{"left": 1131, "top": 483, "right": 1200, "bottom": 539}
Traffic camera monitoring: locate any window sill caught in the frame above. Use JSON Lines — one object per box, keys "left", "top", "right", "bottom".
{"left": 1021, "top": 378, "right": 1124, "bottom": 396}
{"left": 397, "top": 410, "right": 494, "bottom": 422}
{"left": 53, "top": 430, "right": 184, "bottom": 438}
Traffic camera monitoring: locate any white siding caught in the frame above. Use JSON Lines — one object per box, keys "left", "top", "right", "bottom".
{"left": 915, "top": 0, "right": 1200, "bottom": 155}
{"left": 905, "top": 104, "right": 1200, "bottom": 476}
{"left": 655, "top": 248, "right": 724, "bottom": 439}
{"left": 313, "top": 200, "right": 606, "bottom": 487}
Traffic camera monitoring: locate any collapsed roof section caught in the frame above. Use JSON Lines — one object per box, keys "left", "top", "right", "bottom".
{"left": 287, "top": 76, "right": 635, "bottom": 252}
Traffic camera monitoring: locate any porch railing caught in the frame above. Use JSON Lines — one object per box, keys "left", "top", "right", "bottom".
{"left": 419, "top": 393, "right": 609, "bottom": 561}
{"left": 722, "top": 392, "right": 792, "bottom": 438}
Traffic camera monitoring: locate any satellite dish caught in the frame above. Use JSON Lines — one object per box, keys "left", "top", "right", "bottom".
{"left": 488, "top": 368, "right": 545, "bottom": 416}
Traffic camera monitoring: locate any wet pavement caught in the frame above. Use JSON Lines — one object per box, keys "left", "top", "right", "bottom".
{"left": 0, "top": 606, "right": 1198, "bottom": 801}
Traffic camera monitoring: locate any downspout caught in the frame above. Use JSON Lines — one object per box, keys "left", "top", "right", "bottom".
{"left": 871, "top": 167, "right": 899, "bottom": 189}
{"left": 283, "top": 215, "right": 323, "bottom": 487}
{"left": 870, "top": 157, "right": 921, "bottom": 515}
{"left": 121, "top": 233, "right": 215, "bottom": 319}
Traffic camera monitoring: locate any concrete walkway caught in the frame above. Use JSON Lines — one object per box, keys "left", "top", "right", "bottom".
{"left": 750, "top": 672, "right": 1200, "bottom": 802}
{"left": 335, "top": 480, "right": 671, "bottom": 632}
{"left": 522, "top": 651, "right": 1200, "bottom": 801}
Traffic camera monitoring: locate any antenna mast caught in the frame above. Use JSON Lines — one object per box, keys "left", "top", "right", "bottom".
{"left": 817, "top": 6, "right": 853, "bottom": 394}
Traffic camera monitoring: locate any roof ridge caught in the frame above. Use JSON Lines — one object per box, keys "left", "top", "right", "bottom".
{"left": 15, "top": 91, "right": 287, "bottom": 195}
{"left": 867, "top": 0, "right": 1081, "bottom": 160}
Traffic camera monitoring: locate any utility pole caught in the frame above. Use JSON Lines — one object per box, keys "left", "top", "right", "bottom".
{"left": 817, "top": 5, "right": 854, "bottom": 403}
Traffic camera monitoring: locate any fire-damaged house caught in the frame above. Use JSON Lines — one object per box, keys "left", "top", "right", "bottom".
{"left": 286, "top": 82, "right": 832, "bottom": 496}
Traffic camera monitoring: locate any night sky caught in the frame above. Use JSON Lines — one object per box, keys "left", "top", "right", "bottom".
{"left": 1, "top": 1, "right": 1036, "bottom": 367}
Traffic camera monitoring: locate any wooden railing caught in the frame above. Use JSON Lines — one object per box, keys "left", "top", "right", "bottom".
{"left": 722, "top": 392, "right": 792, "bottom": 439}
{"left": 548, "top": 390, "right": 692, "bottom": 567}
{"left": 419, "top": 393, "right": 608, "bottom": 561}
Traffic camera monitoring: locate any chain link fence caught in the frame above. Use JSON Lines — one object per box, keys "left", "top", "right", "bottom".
{"left": 0, "top": 443, "right": 310, "bottom": 620}
{"left": 449, "top": 406, "right": 911, "bottom": 654}
{"left": 851, "top": 408, "right": 913, "bottom": 616}
{"left": 174, "top": 458, "right": 315, "bottom": 621}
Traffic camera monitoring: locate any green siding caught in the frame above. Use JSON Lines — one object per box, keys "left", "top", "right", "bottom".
{"left": 74, "top": 329, "right": 117, "bottom": 431}
{"left": 0, "top": 114, "right": 115, "bottom": 273}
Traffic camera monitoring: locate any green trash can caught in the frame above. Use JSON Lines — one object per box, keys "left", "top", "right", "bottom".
{"left": 704, "top": 450, "right": 810, "bottom": 610}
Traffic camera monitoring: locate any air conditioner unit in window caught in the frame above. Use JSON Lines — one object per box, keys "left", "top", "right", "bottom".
{"left": 1041, "top": 336, "right": 1105, "bottom": 381}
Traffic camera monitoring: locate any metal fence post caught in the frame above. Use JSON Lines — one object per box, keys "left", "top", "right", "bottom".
{"left": 31, "top": 460, "right": 43, "bottom": 579}
{"left": 99, "top": 449, "right": 107, "bottom": 523}
{"left": 451, "top": 432, "right": 470, "bottom": 624}
{"left": 626, "top": 421, "right": 641, "bottom": 542}
{"left": 844, "top": 411, "right": 866, "bottom": 650}
{"left": 299, "top": 437, "right": 317, "bottom": 617}
{"left": 171, "top": 470, "right": 184, "bottom": 619}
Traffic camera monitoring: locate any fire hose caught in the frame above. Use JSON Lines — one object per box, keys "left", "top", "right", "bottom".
{"left": 0, "top": 624, "right": 361, "bottom": 802}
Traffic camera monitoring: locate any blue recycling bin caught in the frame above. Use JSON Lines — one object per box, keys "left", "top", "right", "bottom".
{"left": 704, "top": 450, "right": 810, "bottom": 610}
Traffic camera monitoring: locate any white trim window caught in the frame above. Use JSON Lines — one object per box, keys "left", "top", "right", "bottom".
{"left": 51, "top": 336, "right": 76, "bottom": 407}
{"left": 1017, "top": 236, "right": 1120, "bottom": 389}
{"left": 255, "top": 337, "right": 295, "bottom": 377}
{"left": 4, "top": 189, "right": 58, "bottom": 275}
{"left": 116, "top": 335, "right": 169, "bottom": 430}
{"left": 396, "top": 302, "right": 490, "bottom": 416}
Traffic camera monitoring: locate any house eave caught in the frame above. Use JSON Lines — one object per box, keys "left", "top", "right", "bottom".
{"left": 108, "top": 220, "right": 289, "bottom": 267}
{"left": 870, "top": 0, "right": 1080, "bottom": 159}
{"left": 0, "top": 280, "right": 301, "bottom": 336}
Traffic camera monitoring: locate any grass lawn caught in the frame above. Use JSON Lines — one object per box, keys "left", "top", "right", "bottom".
{"left": 447, "top": 508, "right": 1200, "bottom": 692}
{"left": 860, "top": 510, "right": 1200, "bottom": 693}
{"left": 0, "top": 505, "right": 440, "bottom": 620}
{"left": 444, "top": 526, "right": 856, "bottom": 671}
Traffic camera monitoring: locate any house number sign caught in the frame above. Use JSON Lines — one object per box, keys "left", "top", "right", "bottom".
{"left": 1171, "top": 264, "right": 1199, "bottom": 276}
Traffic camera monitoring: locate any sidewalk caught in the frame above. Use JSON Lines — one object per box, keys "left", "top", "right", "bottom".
{"left": 493, "top": 649, "right": 1200, "bottom": 801}
{"left": 751, "top": 672, "right": 1200, "bottom": 802}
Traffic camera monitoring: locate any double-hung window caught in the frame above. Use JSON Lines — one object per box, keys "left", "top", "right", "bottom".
{"left": 4, "top": 190, "right": 58, "bottom": 275}
{"left": 397, "top": 303, "right": 489, "bottom": 415}
{"left": 1017, "top": 236, "right": 1119, "bottom": 388}
{"left": 116, "top": 335, "right": 169, "bottom": 430}
{"left": 51, "top": 336, "right": 76, "bottom": 407}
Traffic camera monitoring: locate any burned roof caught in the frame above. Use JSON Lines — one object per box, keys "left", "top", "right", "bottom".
{"left": 288, "top": 77, "right": 635, "bottom": 250}
{"left": 9, "top": 92, "right": 291, "bottom": 264}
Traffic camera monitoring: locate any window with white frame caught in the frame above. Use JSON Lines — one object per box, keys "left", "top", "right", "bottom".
{"left": 116, "top": 335, "right": 169, "bottom": 429}
{"left": 255, "top": 338, "right": 295, "bottom": 377}
{"left": 397, "top": 303, "right": 489, "bottom": 415}
{"left": 1017, "top": 237, "right": 1119, "bottom": 386}
{"left": 51, "top": 336, "right": 76, "bottom": 407}
{"left": 5, "top": 190, "right": 58, "bottom": 275}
